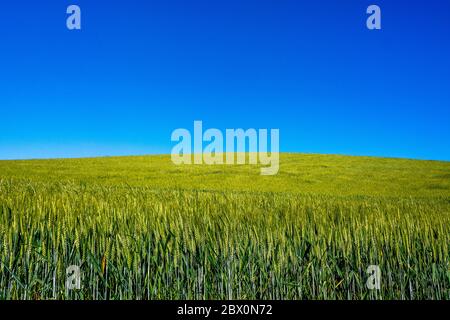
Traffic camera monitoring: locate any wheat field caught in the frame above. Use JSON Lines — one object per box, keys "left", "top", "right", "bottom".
{"left": 0, "top": 154, "right": 449, "bottom": 299}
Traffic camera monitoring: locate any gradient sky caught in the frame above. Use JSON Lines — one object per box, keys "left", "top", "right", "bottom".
{"left": 0, "top": 0, "right": 449, "bottom": 160}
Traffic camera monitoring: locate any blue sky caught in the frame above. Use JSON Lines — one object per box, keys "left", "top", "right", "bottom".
{"left": 0, "top": 0, "right": 449, "bottom": 160}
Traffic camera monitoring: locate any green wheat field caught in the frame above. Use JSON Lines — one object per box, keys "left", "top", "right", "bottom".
{"left": 0, "top": 153, "right": 449, "bottom": 300}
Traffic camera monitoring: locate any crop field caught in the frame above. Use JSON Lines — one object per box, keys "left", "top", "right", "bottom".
{"left": 0, "top": 153, "right": 449, "bottom": 299}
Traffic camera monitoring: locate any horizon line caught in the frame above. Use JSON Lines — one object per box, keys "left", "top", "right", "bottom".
{"left": 0, "top": 152, "right": 448, "bottom": 163}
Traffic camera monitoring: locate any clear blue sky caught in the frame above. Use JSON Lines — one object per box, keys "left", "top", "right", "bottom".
{"left": 0, "top": 0, "right": 449, "bottom": 160}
